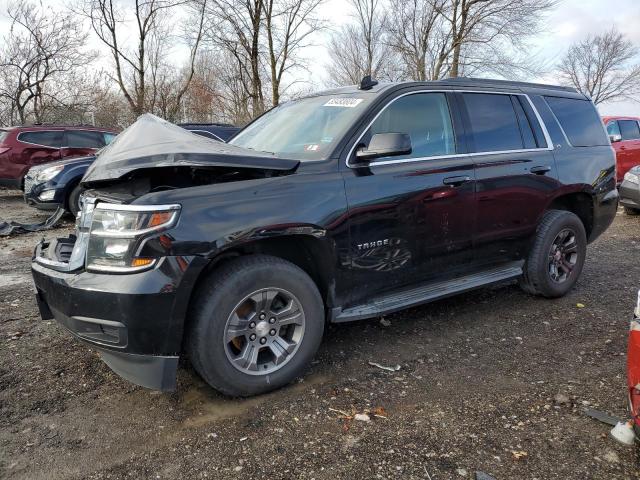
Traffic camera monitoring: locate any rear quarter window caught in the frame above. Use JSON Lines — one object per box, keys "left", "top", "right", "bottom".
{"left": 544, "top": 96, "right": 608, "bottom": 147}
{"left": 0, "top": 130, "right": 8, "bottom": 144}
{"left": 619, "top": 120, "right": 640, "bottom": 140}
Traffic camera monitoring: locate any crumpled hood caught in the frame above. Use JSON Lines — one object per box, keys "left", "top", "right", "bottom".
{"left": 82, "top": 114, "right": 299, "bottom": 184}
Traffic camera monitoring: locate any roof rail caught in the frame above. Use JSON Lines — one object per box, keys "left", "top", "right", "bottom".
{"left": 441, "top": 77, "right": 577, "bottom": 93}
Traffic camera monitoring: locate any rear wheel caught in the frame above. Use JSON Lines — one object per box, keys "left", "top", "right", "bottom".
{"left": 187, "top": 255, "right": 324, "bottom": 396}
{"left": 624, "top": 206, "right": 640, "bottom": 216}
{"left": 519, "top": 210, "right": 587, "bottom": 298}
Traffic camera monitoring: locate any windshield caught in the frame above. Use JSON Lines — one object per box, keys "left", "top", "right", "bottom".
{"left": 230, "top": 93, "right": 373, "bottom": 160}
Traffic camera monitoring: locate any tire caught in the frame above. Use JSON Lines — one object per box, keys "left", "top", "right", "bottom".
{"left": 519, "top": 209, "right": 587, "bottom": 298}
{"left": 186, "top": 255, "right": 324, "bottom": 397}
{"left": 67, "top": 184, "right": 83, "bottom": 217}
{"left": 624, "top": 206, "right": 640, "bottom": 216}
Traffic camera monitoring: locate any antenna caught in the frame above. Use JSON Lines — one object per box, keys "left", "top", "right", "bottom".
{"left": 359, "top": 75, "right": 378, "bottom": 91}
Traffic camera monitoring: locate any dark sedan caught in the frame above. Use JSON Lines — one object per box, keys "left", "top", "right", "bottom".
{"left": 23, "top": 123, "right": 241, "bottom": 216}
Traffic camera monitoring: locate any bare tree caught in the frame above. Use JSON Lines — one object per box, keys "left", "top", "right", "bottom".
{"left": 558, "top": 28, "right": 640, "bottom": 105}
{"left": 203, "top": 0, "right": 266, "bottom": 117}
{"left": 263, "top": 0, "right": 324, "bottom": 106}
{"left": 386, "top": 0, "right": 450, "bottom": 80}
{"left": 438, "top": 0, "right": 556, "bottom": 78}
{"left": 326, "top": 0, "right": 399, "bottom": 85}
{"left": 0, "top": 1, "right": 95, "bottom": 124}
{"left": 78, "top": 0, "right": 205, "bottom": 118}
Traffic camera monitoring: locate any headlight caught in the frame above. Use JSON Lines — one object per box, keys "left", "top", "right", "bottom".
{"left": 86, "top": 204, "right": 180, "bottom": 273}
{"left": 624, "top": 171, "right": 639, "bottom": 185}
{"left": 34, "top": 165, "right": 64, "bottom": 183}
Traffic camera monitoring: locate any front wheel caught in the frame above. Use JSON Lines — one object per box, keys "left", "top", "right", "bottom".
{"left": 67, "top": 184, "right": 83, "bottom": 217}
{"left": 186, "top": 255, "right": 324, "bottom": 397}
{"left": 519, "top": 210, "right": 587, "bottom": 298}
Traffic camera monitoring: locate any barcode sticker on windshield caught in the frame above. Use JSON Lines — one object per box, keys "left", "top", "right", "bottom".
{"left": 323, "top": 98, "right": 364, "bottom": 108}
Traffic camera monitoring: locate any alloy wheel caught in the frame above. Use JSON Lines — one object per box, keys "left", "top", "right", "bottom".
{"left": 223, "top": 288, "right": 306, "bottom": 375}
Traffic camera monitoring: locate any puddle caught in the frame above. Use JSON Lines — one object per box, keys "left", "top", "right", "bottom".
{"left": 181, "top": 372, "right": 333, "bottom": 428}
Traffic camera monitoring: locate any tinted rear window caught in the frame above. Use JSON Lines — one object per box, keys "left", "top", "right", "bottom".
{"left": 619, "top": 120, "right": 640, "bottom": 140}
{"left": 462, "top": 93, "right": 523, "bottom": 153}
{"left": 66, "top": 130, "right": 106, "bottom": 148}
{"left": 544, "top": 96, "right": 608, "bottom": 147}
{"left": 18, "top": 131, "right": 63, "bottom": 148}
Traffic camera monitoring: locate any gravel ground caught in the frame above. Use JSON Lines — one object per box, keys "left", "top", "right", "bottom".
{"left": 1, "top": 187, "right": 640, "bottom": 480}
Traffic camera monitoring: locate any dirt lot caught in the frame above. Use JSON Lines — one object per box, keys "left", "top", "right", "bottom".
{"left": 1, "top": 187, "right": 639, "bottom": 480}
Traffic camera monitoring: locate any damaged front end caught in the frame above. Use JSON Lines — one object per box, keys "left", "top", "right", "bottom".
{"left": 31, "top": 114, "right": 299, "bottom": 391}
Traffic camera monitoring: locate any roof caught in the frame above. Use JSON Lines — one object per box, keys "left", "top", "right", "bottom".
{"left": 1, "top": 124, "right": 117, "bottom": 132}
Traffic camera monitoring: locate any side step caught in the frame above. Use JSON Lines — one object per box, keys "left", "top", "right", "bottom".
{"left": 332, "top": 261, "right": 524, "bottom": 323}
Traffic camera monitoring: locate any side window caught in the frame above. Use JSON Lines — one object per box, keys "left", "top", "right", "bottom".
{"left": 103, "top": 133, "right": 116, "bottom": 145}
{"left": 18, "top": 131, "right": 63, "bottom": 148}
{"left": 544, "top": 96, "right": 609, "bottom": 147}
{"left": 365, "top": 92, "right": 455, "bottom": 161}
{"left": 462, "top": 93, "right": 523, "bottom": 153}
{"left": 66, "top": 130, "right": 106, "bottom": 148}
{"left": 607, "top": 121, "right": 621, "bottom": 137}
{"left": 619, "top": 120, "right": 640, "bottom": 141}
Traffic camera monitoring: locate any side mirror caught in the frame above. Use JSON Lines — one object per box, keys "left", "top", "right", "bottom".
{"left": 356, "top": 133, "right": 412, "bottom": 161}
{"left": 609, "top": 133, "right": 622, "bottom": 143}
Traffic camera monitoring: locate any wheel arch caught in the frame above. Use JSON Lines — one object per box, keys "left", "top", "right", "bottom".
{"left": 189, "top": 233, "right": 337, "bottom": 314}
{"left": 546, "top": 191, "right": 594, "bottom": 239}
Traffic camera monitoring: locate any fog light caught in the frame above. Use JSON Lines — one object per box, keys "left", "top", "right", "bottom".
{"left": 38, "top": 190, "right": 56, "bottom": 201}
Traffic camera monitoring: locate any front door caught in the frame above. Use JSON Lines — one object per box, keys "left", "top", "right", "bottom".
{"left": 615, "top": 120, "right": 640, "bottom": 182}
{"left": 61, "top": 130, "right": 106, "bottom": 159}
{"left": 342, "top": 91, "right": 476, "bottom": 307}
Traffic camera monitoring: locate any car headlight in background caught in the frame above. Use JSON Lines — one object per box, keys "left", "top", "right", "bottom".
{"left": 34, "top": 165, "right": 64, "bottom": 183}
{"left": 624, "top": 171, "right": 639, "bottom": 185}
{"left": 86, "top": 204, "right": 180, "bottom": 273}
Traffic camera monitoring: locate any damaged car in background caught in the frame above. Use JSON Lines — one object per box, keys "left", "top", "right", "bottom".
{"left": 32, "top": 77, "right": 618, "bottom": 396}
{"left": 22, "top": 123, "right": 241, "bottom": 217}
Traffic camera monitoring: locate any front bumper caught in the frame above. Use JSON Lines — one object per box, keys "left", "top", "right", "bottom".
{"left": 23, "top": 179, "right": 65, "bottom": 211}
{"left": 32, "top": 241, "right": 205, "bottom": 391}
{"left": 619, "top": 180, "right": 640, "bottom": 209}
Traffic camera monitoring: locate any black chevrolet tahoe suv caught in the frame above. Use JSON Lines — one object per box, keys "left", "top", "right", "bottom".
{"left": 32, "top": 77, "right": 618, "bottom": 396}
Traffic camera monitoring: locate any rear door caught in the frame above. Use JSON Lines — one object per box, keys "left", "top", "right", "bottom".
{"left": 617, "top": 120, "right": 640, "bottom": 180}
{"left": 457, "top": 92, "right": 558, "bottom": 266}
{"left": 14, "top": 130, "right": 63, "bottom": 179}
{"left": 62, "top": 130, "right": 106, "bottom": 159}
{"left": 342, "top": 90, "right": 475, "bottom": 306}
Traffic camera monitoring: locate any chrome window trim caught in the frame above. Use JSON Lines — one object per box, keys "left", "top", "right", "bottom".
{"left": 17, "top": 130, "right": 64, "bottom": 149}
{"left": 346, "top": 89, "right": 554, "bottom": 169}
{"left": 189, "top": 129, "right": 224, "bottom": 142}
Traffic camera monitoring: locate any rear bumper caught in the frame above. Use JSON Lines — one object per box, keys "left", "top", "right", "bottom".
{"left": 32, "top": 246, "right": 206, "bottom": 391}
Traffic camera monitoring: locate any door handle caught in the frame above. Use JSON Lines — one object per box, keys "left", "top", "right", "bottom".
{"left": 530, "top": 165, "right": 551, "bottom": 175}
{"left": 442, "top": 175, "right": 471, "bottom": 186}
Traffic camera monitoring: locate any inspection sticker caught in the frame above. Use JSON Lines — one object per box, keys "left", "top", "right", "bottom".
{"left": 323, "top": 98, "right": 364, "bottom": 108}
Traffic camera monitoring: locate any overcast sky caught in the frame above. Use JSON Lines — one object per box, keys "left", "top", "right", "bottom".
{"left": 1, "top": 0, "right": 638, "bottom": 115}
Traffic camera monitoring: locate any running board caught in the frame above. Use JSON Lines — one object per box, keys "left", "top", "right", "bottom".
{"left": 332, "top": 261, "right": 524, "bottom": 323}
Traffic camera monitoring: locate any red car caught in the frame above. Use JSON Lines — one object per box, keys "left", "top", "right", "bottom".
{"left": 628, "top": 294, "right": 640, "bottom": 438}
{"left": 0, "top": 125, "right": 117, "bottom": 189}
{"left": 603, "top": 116, "right": 640, "bottom": 184}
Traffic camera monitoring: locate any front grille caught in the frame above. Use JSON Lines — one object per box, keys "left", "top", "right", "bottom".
{"left": 35, "top": 196, "right": 96, "bottom": 272}
{"left": 23, "top": 174, "right": 35, "bottom": 194}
